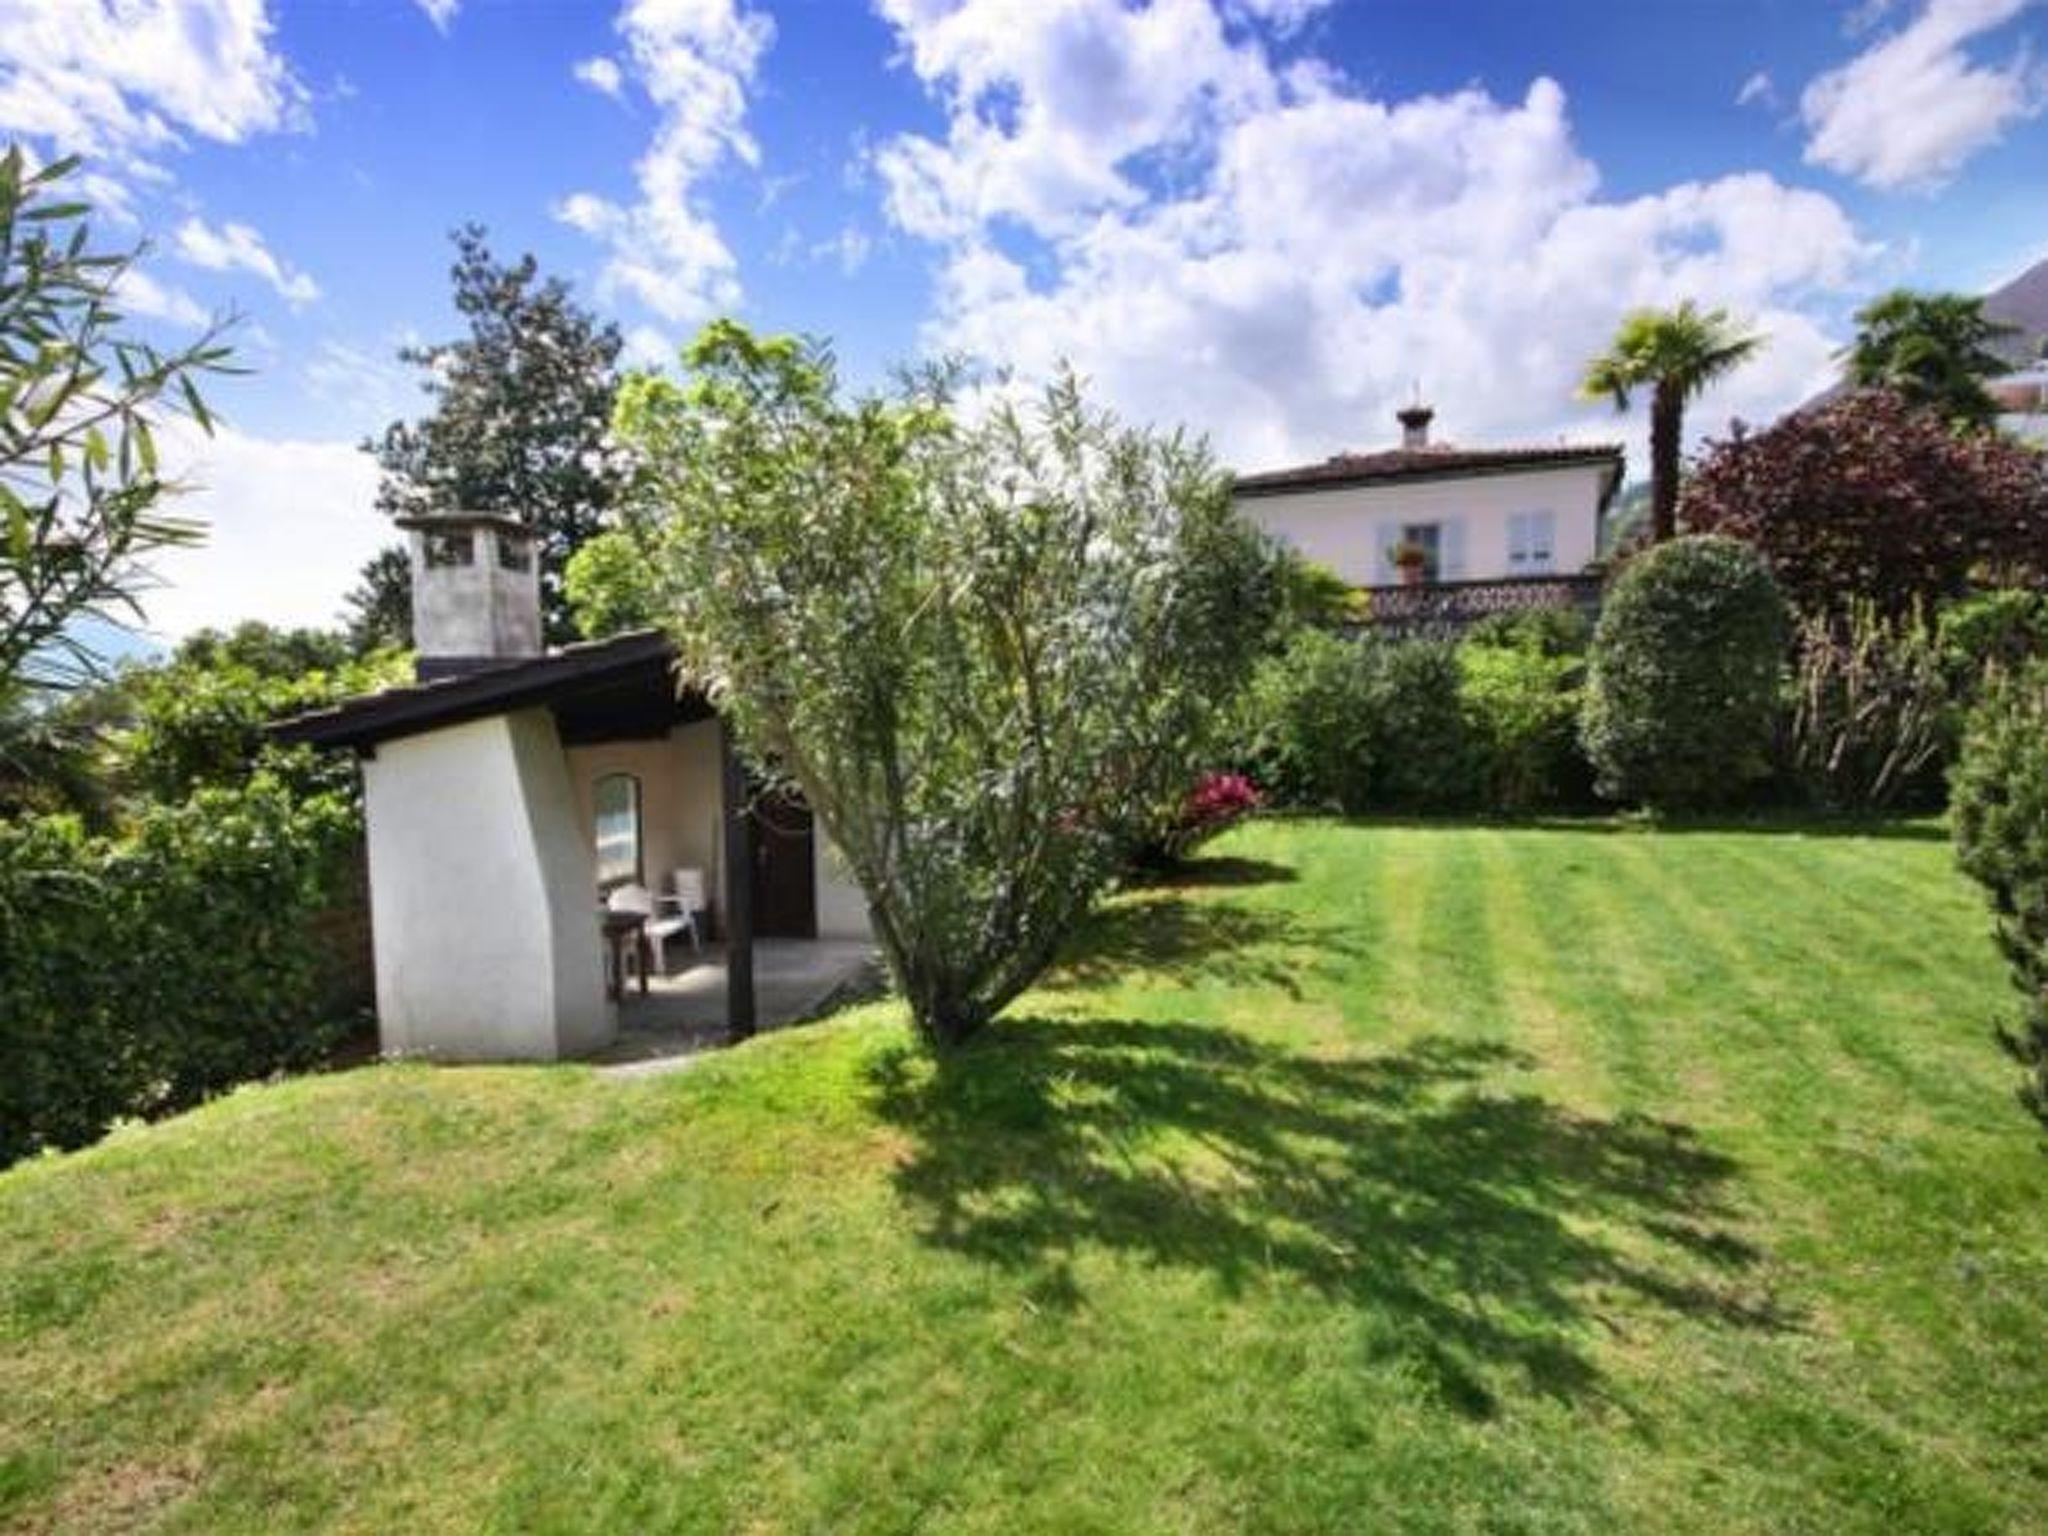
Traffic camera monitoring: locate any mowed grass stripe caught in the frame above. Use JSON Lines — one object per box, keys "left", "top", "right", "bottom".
{"left": 1476, "top": 828, "right": 1625, "bottom": 1114}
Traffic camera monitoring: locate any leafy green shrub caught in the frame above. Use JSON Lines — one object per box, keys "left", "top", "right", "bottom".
{"left": 0, "top": 778, "right": 362, "bottom": 1166}
{"left": 1786, "top": 603, "right": 1950, "bottom": 811}
{"left": 1459, "top": 614, "right": 1592, "bottom": 813}
{"left": 1239, "top": 632, "right": 1482, "bottom": 814}
{"left": 1951, "top": 662, "right": 2048, "bottom": 1126}
{"left": 1936, "top": 589, "right": 2048, "bottom": 693}
{"left": 1238, "top": 629, "right": 1376, "bottom": 813}
{"left": 1580, "top": 535, "right": 1789, "bottom": 811}
{"left": 1363, "top": 638, "right": 1481, "bottom": 813}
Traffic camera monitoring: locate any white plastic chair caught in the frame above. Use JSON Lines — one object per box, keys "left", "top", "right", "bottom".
{"left": 655, "top": 867, "right": 707, "bottom": 966}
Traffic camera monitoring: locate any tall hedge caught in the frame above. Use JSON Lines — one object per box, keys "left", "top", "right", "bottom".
{"left": 1951, "top": 662, "right": 2048, "bottom": 1126}
{"left": 1580, "top": 535, "right": 1789, "bottom": 811}
{"left": 0, "top": 778, "right": 362, "bottom": 1166}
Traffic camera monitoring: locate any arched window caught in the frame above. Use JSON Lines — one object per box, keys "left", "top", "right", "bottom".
{"left": 593, "top": 773, "right": 642, "bottom": 887}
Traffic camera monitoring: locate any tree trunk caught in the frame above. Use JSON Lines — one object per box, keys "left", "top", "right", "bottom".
{"left": 1651, "top": 382, "right": 1683, "bottom": 544}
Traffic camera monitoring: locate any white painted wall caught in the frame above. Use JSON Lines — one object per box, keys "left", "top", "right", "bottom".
{"left": 564, "top": 721, "right": 875, "bottom": 942}
{"left": 814, "top": 836, "right": 874, "bottom": 939}
{"left": 361, "top": 709, "right": 610, "bottom": 1061}
{"left": 568, "top": 720, "right": 725, "bottom": 904}
{"left": 1238, "top": 462, "right": 1610, "bottom": 586}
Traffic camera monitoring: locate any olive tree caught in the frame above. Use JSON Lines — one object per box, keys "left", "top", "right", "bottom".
{"left": 1, "top": 149, "right": 234, "bottom": 697}
{"left": 615, "top": 323, "right": 1280, "bottom": 1048}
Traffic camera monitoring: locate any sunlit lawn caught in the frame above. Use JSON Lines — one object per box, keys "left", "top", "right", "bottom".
{"left": 3, "top": 818, "right": 2044, "bottom": 1533}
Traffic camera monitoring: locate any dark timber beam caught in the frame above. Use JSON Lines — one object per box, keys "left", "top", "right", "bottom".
{"left": 720, "top": 719, "right": 757, "bottom": 1043}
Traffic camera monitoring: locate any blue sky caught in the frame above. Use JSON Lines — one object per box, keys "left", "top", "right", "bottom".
{"left": 3, "top": 0, "right": 2044, "bottom": 638}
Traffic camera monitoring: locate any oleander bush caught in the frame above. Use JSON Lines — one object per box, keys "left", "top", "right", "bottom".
{"left": 0, "top": 777, "right": 362, "bottom": 1166}
{"left": 1580, "top": 536, "right": 1789, "bottom": 811}
{"left": 1951, "top": 660, "right": 2048, "bottom": 1125}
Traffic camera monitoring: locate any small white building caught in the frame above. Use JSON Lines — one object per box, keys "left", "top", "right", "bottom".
{"left": 276, "top": 511, "right": 871, "bottom": 1062}
{"left": 1233, "top": 406, "right": 1624, "bottom": 589}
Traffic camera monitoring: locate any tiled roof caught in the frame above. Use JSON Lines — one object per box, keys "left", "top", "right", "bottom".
{"left": 1233, "top": 442, "right": 1625, "bottom": 497}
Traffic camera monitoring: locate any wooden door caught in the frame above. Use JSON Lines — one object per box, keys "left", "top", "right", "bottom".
{"left": 749, "top": 792, "right": 816, "bottom": 939}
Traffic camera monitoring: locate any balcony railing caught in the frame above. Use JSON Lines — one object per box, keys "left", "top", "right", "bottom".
{"left": 1351, "top": 572, "right": 1605, "bottom": 637}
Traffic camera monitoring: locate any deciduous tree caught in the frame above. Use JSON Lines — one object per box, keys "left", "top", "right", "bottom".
{"left": 1681, "top": 388, "right": 2048, "bottom": 619}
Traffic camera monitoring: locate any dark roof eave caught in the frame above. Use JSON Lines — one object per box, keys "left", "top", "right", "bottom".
{"left": 270, "top": 629, "right": 688, "bottom": 752}
{"left": 1233, "top": 445, "right": 1626, "bottom": 499}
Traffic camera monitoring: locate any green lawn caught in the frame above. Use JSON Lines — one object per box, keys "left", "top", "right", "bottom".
{"left": 4, "top": 819, "right": 2045, "bottom": 1533}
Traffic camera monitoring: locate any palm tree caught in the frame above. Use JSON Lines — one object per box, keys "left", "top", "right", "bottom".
{"left": 1580, "top": 303, "right": 1765, "bottom": 544}
{"left": 1844, "top": 289, "right": 2015, "bottom": 430}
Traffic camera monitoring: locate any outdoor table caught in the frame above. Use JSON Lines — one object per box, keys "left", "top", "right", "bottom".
{"left": 600, "top": 909, "right": 651, "bottom": 1001}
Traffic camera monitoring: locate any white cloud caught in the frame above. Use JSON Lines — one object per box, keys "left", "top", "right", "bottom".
{"left": 175, "top": 216, "right": 320, "bottom": 306}
{"left": 113, "top": 266, "right": 211, "bottom": 328}
{"left": 1736, "top": 70, "right": 1777, "bottom": 108}
{"left": 554, "top": 0, "right": 774, "bottom": 322}
{"left": 874, "top": 1, "right": 1875, "bottom": 473}
{"left": 621, "top": 324, "right": 676, "bottom": 370}
{"left": 415, "top": 0, "right": 460, "bottom": 32}
{"left": 813, "top": 224, "right": 873, "bottom": 274}
{"left": 1800, "top": 0, "right": 2046, "bottom": 190}
{"left": 301, "top": 338, "right": 424, "bottom": 434}
{"left": 138, "top": 422, "right": 386, "bottom": 638}
{"left": 574, "top": 56, "right": 626, "bottom": 99}
{"left": 0, "top": 0, "right": 307, "bottom": 170}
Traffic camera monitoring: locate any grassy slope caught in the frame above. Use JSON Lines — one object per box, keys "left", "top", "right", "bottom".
{"left": 3, "top": 820, "right": 2045, "bottom": 1534}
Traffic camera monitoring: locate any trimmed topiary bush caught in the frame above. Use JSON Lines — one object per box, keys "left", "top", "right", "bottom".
{"left": 1580, "top": 535, "right": 1789, "bottom": 811}
{"left": 1951, "top": 661, "right": 2048, "bottom": 1127}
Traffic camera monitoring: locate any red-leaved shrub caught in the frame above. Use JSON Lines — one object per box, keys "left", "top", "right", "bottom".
{"left": 1680, "top": 388, "right": 2048, "bottom": 619}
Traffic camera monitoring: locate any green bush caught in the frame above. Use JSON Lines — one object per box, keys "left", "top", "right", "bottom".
{"left": 1580, "top": 536, "right": 1789, "bottom": 811}
{"left": 1364, "top": 638, "right": 1481, "bottom": 813}
{"left": 1239, "top": 631, "right": 1482, "bottom": 814}
{"left": 1239, "top": 629, "right": 1376, "bottom": 813}
{"left": 1951, "top": 662, "right": 2048, "bottom": 1126}
{"left": 1458, "top": 614, "right": 1592, "bottom": 813}
{"left": 0, "top": 778, "right": 362, "bottom": 1166}
{"left": 1936, "top": 589, "right": 2048, "bottom": 693}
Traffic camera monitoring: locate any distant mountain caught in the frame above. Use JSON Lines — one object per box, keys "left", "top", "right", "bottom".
{"left": 1984, "top": 252, "right": 2048, "bottom": 367}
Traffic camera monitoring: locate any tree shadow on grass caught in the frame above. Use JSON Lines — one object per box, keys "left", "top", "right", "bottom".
{"left": 1132, "top": 854, "right": 1299, "bottom": 890}
{"left": 1042, "top": 894, "right": 1355, "bottom": 1002}
{"left": 866, "top": 1019, "right": 1787, "bottom": 1418}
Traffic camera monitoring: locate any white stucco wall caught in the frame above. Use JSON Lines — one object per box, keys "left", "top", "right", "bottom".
{"left": 567, "top": 720, "right": 725, "bottom": 902}
{"left": 361, "top": 709, "right": 610, "bottom": 1061}
{"left": 814, "top": 836, "right": 873, "bottom": 939}
{"left": 564, "top": 721, "right": 874, "bottom": 941}
{"left": 1238, "top": 462, "right": 1610, "bottom": 586}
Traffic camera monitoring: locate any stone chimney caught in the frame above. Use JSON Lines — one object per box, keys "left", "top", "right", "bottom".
{"left": 1397, "top": 403, "right": 1435, "bottom": 450}
{"left": 397, "top": 511, "right": 542, "bottom": 682}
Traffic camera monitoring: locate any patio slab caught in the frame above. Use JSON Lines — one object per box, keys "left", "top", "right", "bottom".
{"left": 592, "top": 938, "right": 878, "bottom": 1078}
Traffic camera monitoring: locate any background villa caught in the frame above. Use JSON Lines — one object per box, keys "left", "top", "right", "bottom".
{"left": 1233, "top": 404, "right": 1623, "bottom": 628}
